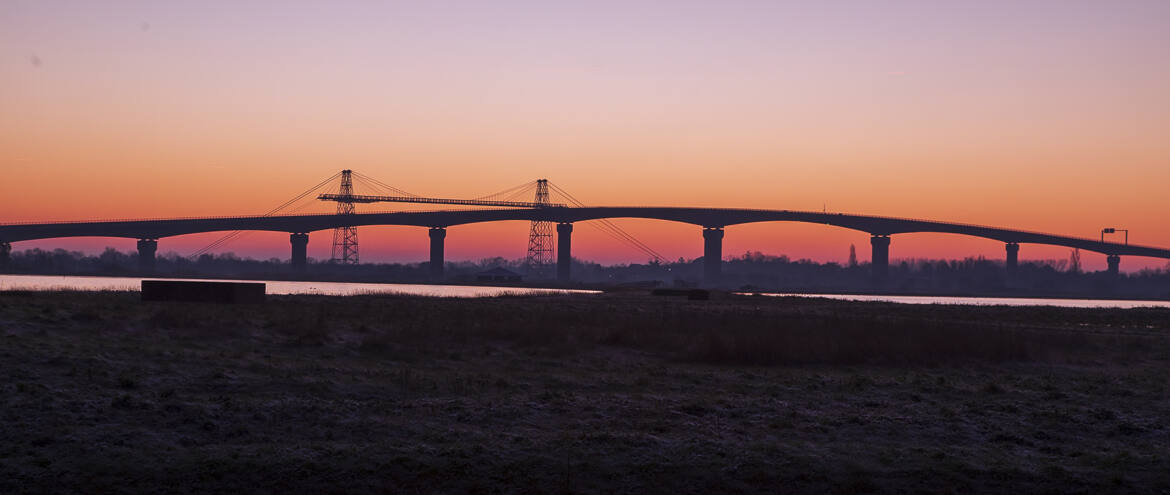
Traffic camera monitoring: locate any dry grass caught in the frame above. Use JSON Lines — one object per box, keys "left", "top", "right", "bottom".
{"left": 1, "top": 290, "right": 1168, "bottom": 493}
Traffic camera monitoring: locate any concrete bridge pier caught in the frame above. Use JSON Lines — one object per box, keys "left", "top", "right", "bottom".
{"left": 290, "top": 233, "right": 309, "bottom": 272}
{"left": 137, "top": 239, "right": 158, "bottom": 273}
{"left": 557, "top": 223, "right": 573, "bottom": 283}
{"left": 1005, "top": 242, "right": 1020, "bottom": 274}
{"left": 870, "top": 235, "right": 890, "bottom": 283}
{"left": 1106, "top": 255, "right": 1121, "bottom": 276}
{"left": 0, "top": 242, "right": 10, "bottom": 270}
{"left": 429, "top": 227, "right": 446, "bottom": 280}
{"left": 703, "top": 227, "right": 724, "bottom": 285}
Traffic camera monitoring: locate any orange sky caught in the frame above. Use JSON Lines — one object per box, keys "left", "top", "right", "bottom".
{"left": 2, "top": 1, "right": 1169, "bottom": 271}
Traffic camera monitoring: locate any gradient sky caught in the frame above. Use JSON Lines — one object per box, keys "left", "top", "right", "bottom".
{"left": 2, "top": 0, "right": 1169, "bottom": 271}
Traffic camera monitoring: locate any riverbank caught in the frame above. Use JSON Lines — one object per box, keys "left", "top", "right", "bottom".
{"left": 2, "top": 291, "right": 1168, "bottom": 492}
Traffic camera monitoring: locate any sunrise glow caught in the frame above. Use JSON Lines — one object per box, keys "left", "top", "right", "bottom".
{"left": 3, "top": 1, "right": 1168, "bottom": 271}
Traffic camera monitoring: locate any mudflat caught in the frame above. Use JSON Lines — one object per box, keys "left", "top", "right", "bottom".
{"left": 1, "top": 290, "right": 1168, "bottom": 493}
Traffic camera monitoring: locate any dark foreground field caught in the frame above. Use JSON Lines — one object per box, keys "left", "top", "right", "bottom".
{"left": 1, "top": 291, "right": 1168, "bottom": 493}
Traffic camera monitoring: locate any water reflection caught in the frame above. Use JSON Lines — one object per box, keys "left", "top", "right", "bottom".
{"left": 0, "top": 275, "right": 598, "bottom": 298}
{"left": 745, "top": 292, "right": 1170, "bottom": 309}
{"left": 3, "top": 275, "right": 1168, "bottom": 308}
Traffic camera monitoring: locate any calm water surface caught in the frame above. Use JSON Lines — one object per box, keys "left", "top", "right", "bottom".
{"left": 0, "top": 274, "right": 598, "bottom": 298}
{"left": 748, "top": 292, "right": 1170, "bottom": 309}
{"left": 3, "top": 275, "right": 1168, "bottom": 308}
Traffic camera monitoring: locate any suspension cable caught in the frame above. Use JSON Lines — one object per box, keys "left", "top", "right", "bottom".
{"left": 547, "top": 182, "right": 666, "bottom": 262}
{"left": 551, "top": 184, "right": 664, "bottom": 261}
{"left": 548, "top": 183, "right": 660, "bottom": 255}
{"left": 350, "top": 175, "right": 384, "bottom": 198}
{"left": 351, "top": 171, "right": 419, "bottom": 197}
{"left": 188, "top": 171, "right": 342, "bottom": 259}
{"left": 473, "top": 181, "right": 536, "bottom": 201}
{"left": 499, "top": 183, "right": 537, "bottom": 203}
{"left": 350, "top": 174, "right": 389, "bottom": 196}
{"left": 259, "top": 172, "right": 342, "bottom": 216}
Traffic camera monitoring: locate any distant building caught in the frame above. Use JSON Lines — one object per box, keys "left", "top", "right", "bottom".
{"left": 476, "top": 267, "right": 522, "bottom": 283}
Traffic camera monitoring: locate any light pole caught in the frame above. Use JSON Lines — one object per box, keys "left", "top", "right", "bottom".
{"left": 1101, "top": 228, "right": 1128, "bottom": 244}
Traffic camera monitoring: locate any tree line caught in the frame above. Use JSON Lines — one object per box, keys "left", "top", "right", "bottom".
{"left": 3, "top": 247, "right": 1168, "bottom": 299}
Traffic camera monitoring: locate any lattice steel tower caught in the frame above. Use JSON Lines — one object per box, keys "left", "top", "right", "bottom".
{"left": 331, "top": 169, "right": 359, "bottom": 264}
{"left": 524, "top": 179, "right": 554, "bottom": 276}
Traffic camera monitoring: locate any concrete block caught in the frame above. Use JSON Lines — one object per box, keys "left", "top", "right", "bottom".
{"left": 141, "top": 280, "right": 265, "bottom": 304}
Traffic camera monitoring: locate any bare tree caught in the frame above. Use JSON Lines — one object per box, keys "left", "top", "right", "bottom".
{"left": 1069, "top": 249, "right": 1081, "bottom": 274}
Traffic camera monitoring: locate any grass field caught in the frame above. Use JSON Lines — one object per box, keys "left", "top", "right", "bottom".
{"left": 1, "top": 290, "right": 1168, "bottom": 493}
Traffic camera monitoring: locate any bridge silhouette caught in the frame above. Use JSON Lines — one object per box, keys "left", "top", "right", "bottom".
{"left": 2, "top": 205, "right": 1167, "bottom": 285}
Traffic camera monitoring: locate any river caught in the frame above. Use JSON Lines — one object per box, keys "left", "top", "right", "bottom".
{"left": 2, "top": 274, "right": 1168, "bottom": 308}
{"left": 744, "top": 292, "right": 1170, "bottom": 309}
{"left": 0, "top": 274, "right": 597, "bottom": 298}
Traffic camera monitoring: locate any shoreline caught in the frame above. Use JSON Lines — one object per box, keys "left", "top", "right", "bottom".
{"left": 3, "top": 272, "right": 1169, "bottom": 304}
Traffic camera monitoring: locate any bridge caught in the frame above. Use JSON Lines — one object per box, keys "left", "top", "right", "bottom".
{"left": 2, "top": 206, "right": 1167, "bottom": 285}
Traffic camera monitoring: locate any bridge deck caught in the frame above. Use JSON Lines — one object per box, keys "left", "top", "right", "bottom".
{"left": 1, "top": 207, "right": 1167, "bottom": 259}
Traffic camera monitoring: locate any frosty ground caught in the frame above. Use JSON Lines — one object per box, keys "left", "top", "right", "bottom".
{"left": 1, "top": 290, "right": 1168, "bottom": 493}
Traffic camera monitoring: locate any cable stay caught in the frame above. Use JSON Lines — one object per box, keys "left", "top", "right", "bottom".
{"left": 547, "top": 182, "right": 666, "bottom": 263}
{"left": 351, "top": 171, "right": 420, "bottom": 198}
{"left": 498, "top": 184, "right": 538, "bottom": 203}
{"left": 188, "top": 171, "right": 342, "bottom": 259}
{"left": 473, "top": 181, "right": 537, "bottom": 202}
